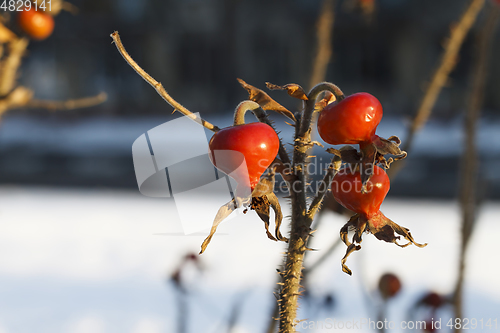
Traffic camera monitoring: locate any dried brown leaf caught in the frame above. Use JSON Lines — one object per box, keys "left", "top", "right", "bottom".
{"left": 265, "top": 82, "right": 308, "bottom": 101}
{"left": 237, "top": 78, "right": 296, "bottom": 122}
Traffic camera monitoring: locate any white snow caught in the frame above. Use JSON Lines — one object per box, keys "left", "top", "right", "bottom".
{"left": 0, "top": 187, "right": 498, "bottom": 332}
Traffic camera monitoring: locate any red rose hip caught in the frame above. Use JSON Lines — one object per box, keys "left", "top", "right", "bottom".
{"left": 317, "top": 92, "right": 383, "bottom": 145}
{"left": 331, "top": 164, "right": 390, "bottom": 219}
{"left": 18, "top": 8, "right": 55, "bottom": 41}
{"left": 208, "top": 122, "right": 279, "bottom": 191}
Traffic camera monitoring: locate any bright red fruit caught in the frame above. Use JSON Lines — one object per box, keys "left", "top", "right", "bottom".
{"left": 18, "top": 8, "right": 55, "bottom": 41}
{"left": 208, "top": 122, "right": 279, "bottom": 191}
{"left": 331, "top": 165, "right": 389, "bottom": 219}
{"left": 317, "top": 92, "right": 383, "bottom": 145}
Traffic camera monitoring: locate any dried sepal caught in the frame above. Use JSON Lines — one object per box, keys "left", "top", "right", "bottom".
{"left": 326, "top": 146, "right": 361, "bottom": 164}
{"left": 355, "top": 135, "right": 407, "bottom": 190}
{"left": 250, "top": 193, "right": 288, "bottom": 243}
{"left": 265, "top": 82, "right": 308, "bottom": 101}
{"left": 340, "top": 214, "right": 359, "bottom": 247}
{"left": 251, "top": 195, "right": 277, "bottom": 241}
{"left": 267, "top": 192, "right": 288, "bottom": 242}
{"left": 372, "top": 135, "right": 407, "bottom": 162}
{"left": 339, "top": 214, "right": 366, "bottom": 275}
{"left": 384, "top": 218, "right": 427, "bottom": 248}
{"left": 200, "top": 198, "right": 237, "bottom": 254}
{"left": 249, "top": 168, "right": 288, "bottom": 242}
{"left": 341, "top": 243, "right": 361, "bottom": 276}
{"left": 237, "top": 78, "right": 296, "bottom": 122}
{"left": 251, "top": 167, "right": 276, "bottom": 198}
{"left": 339, "top": 212, "right": 426, "bottom": 275}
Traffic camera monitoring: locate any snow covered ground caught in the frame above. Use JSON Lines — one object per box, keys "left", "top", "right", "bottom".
{"left": 0, "top": 187, "right": 498, "bottom": 333}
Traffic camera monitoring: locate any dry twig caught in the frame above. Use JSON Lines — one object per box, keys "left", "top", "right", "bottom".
{"left": 402, "top": 0, "right": 485, "bottom": 153}
{"left": 110, "top": 31, "right": 220, "bottom": 132}
{"left": 453, "top": 4, "right": 499, "bottom": 329}
{"left": 309, "top": 0, "right": 335, "bottom": 89}
{"left": 26, "top": 92, "right": 108, "bottom": 111}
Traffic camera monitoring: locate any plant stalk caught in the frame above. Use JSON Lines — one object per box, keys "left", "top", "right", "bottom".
{"left": 453, "top": 4, "right": 499, "bottom": 329}
{"left": 278, "top": 83, "right": 343, "bottom": 332}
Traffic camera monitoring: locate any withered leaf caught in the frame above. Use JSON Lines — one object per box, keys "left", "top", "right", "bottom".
{"left": 200, "top": 198, "right": 237, "bottom": 254}
{"left": 265, "top": 82, "right": 308, "bottom": 101}
{"left": 237, "top": 78, "right": 296, "bottom": 122}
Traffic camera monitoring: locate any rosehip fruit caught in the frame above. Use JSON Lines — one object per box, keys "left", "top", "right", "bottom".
{"left": 208, "top": 122, "right": 279, "bottom": 192}
{"left": 331, "top": 164, "right": 389, "bottom": 219}
{"left": 18, "top": 8, "right": 55, "bottom": 41}
{"left": 317, "top": 92, "right": 382, "bottom": 146}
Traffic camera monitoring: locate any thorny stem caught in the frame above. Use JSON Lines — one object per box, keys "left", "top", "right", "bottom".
{"left": 268, "top": 8, "right": 337, "bottom": 326}
{"left": 453, "top": 5, "right": 499, "bottom": 330}
{"left": 278, "top": 84, "right": 344, "bottom": 333}
{"left": 110, "top": 31, "right": 220, "bottom": 132}
{"left": 401, "top": 0, "right": 485, "bottom": 153}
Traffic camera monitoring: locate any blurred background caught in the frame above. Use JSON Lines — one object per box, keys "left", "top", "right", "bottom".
{"left": 0, "top": 0, "right": 499, "bottom": 332}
